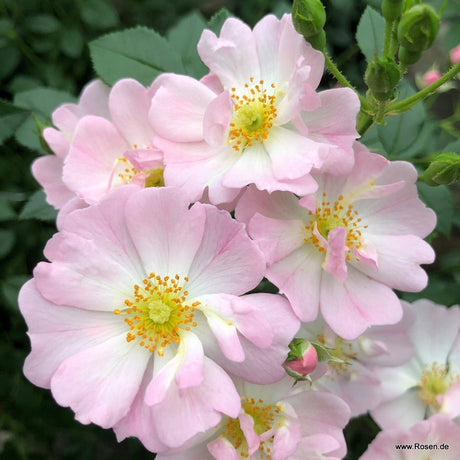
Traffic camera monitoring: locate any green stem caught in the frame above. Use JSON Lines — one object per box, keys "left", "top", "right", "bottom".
{"left": 389, "top": 21, "right": 399, "bottom": 56}
{"left": 324, "top": 53, "right": 370, "bottom": 110}
{"left": 388, "top": 61, "right": 460, "bottom": 114}
{"left": 383, "top": 20, "right": 394, "bottom": 56}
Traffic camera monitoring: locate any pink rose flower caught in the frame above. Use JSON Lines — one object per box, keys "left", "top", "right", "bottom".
{"left": 150, "top": 14, "right": 360, "bottom": 205}
{"left": 371, "top": 299, "right": 460, "bottom": 430}
{"left": 423, "top": 69, "right": 442, "bottom": 87}
{"left": 450, "top": 44, "right": 460, "bottom": 64}
{"left": 32, "top": 79, "right": 110, "bottom": 208}
{"left": 19, "top": 186, "right": 299, "bottom": 452}
{"left": 236, "top": 142, "right": 436, "bottom": 339}
{"left": 34, "top": 78, "right": 164, "bottom": 210}
{"left": 298, "top": 309, "right": 414, "bottom": 416}
{"left": 155, "top": 377, "right": 350, "bottom": 460}
{"left": 361, "top": 414, "right": 460, "bottom": 460}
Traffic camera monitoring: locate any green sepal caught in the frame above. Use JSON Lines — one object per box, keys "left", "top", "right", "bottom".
{"left": 421, "top": 153, "right": 460, "bottom": 186}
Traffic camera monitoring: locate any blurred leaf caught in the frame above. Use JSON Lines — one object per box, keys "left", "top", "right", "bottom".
{"left": 1, "top": 275, "right": 29, "bottom": 311}
{"left": 0, "top": 229, "right": 15, "bottom": 258}
{"left": 0, "top": 46, "right": 20, "bottom": 80}
{"left": 377, "top": 81, "right": 425, "bottom": 157}
{"left": 0, "top": 199, "right": 16, "bottom": 221}
{"left": 421, "top": 152, "right": 460, "bottom": 186}
{"left": 24, "top": 14, "right": 61, "bottom": 34}
{"left": 89, "top": 26, "right": 185, "bottom": 86}
{"left": 443, "top": 139, "right": 460, "bottom": 153}
{"left": 0, "top": 99, "right": 29, "bottom": 145}
{"left": 206, "top": 8, "right": 233, "bottom": 35}
{"left": 273, "top": 1, "right": 292, "bottom": 18}
{"left": 60, "top": 26, "right": 84, "bottom": 58}
{"left": 80, "top": 0, "right": 119, "bottom": 30}
{"left": 19, "top": 190, "right": 57, "bottom": 222}
{"left": 167, "top": 11, "right": 208, "bottom": 79}
{"left": 417, "top": 183, "right": 454, "bottom": 236}
{"left": 356, "top": 6, "right": 385, "bottom": 61}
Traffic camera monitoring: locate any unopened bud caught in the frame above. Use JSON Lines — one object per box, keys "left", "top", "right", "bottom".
{"left": 397, "top": 4, "right": 440, "bottom": 53}
{"left": 365, "top": 56, "right": 400, "bottom": 101}
{"left": 421, "top": 153, "right": 460, "bottom": 186}
{"left": 381, "top": 0, "right": 404, "bottom": 21}
{"left": 398, "top": 46, "right": 422, "bottom": 66}
{"left": 284, "top": 339, "right": 318, "bottom": 382}
{"left": 292, "top": 0, "right": 326, "bottom": 39}
{"left": 422, "top": 69, "right": 441, "bottom": 87}
{"left": 450, "top": 44, "right": 460, "bottom": 65}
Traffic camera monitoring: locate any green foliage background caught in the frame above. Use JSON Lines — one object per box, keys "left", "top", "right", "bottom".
{"left": 0, "top": 0, "right": 459, "bottom": 458}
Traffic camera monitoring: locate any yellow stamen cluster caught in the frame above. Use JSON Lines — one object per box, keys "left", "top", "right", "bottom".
{"left": 114, "top": 273, "right": 199, "bottom": 356}
{"left": 305, "top": 193, "right": 368, "bottom": 261}
{"left": 317, "top": 333, "right": 357, "bottom": 378}
{"left": 221, "top": 397, "right": 281, "bottom": 459}
{"left": 227, "top": 77, "right": 278, "bottom": 153}
{"left": 418, "top": 362, "right": 457, "bottom": 409}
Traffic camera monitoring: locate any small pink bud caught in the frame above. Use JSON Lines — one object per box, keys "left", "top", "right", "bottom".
{"left": 284, "top": 342, "right": 318, "bottom": 377}
{"left": 423, "top": 69, "right": 441, "bottom": 87}
{"left": 450, "top": 44, "right": 460, "bottom": 65}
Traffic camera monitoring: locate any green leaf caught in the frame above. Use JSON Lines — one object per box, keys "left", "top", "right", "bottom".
{"left": 377, "top": 81, "right": 425, "bottom": 157}
{"left": 80, "top": 0, "right": 119, "bottom": 30}
{"left": 19, "top": 190, "right": 57, "bottom": 222}
{"left": 356, "top": 6, "right": 385, "bottom": 61}
{"left": 89, "top": 27, "right": 185, "bottom": 86}
{"left": 421, "top": 152, "right": 460, "bottom": 185}
{"left": 0, "top": 229, "right": 15, "bottom": 258}
{"left": 0, "top": 46, "right": 20, "bottom": 80}
{"left": 206, "top": 8, "right": 233, "bottom": 35}
{"left": 0, "top": 99, "right": 29, "bottom": 145}
{"left": 167, "top": 11, "right": 208, "bottom": 79}
{"left": 0, "top": 199, "right": 16, "bottom": 221}
{"left": 273, "top": 1, "right": 292, "bottom": 18}
{"left": 1, "top": 275, "right": 29, "bottom": 311}
{"left": 24, "top": 14, "right": 61, "bottom": 34}
{"left": 60, "top": 26, "right": 84, "bottom": 58}
{"left": 417, "top": 183, "right": 454, "bottom": 236}
{"left": 13, "top": 87, "right": 76, "bottom": 152}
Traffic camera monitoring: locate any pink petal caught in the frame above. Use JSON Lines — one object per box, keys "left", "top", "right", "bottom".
{"left": 50, "top": 333, "right": 150, "bottom": 428}
{"left": 149, "top": 74, "right": 215, "bottom": 142}
{"left": 267, "top": 245, "right": 323, "bottom": 322}
{"left": 239, "top": 412, "right": 260, "bottom": 455}
{"left": 187, "top": 203, "right": 265, "bottom": 296}
{"left": 273, "top": 420, "right": 302, "bottom": 460}
{"left": 42, "top": 127, "right": 69, "bottom": 159}
{"left": 109, "top": 78, "right": 156, "bottom": 147}
{"left": 125, "top": 187, "right": 206, "bottom": 278}
{"left": 203, "top": 90, "right": 233, "bottom": 146}
{"left": 207, "top": 437, "right": 239, "bottom": 460}
{"left": 320, "top": 267, "right": 402, "bottom": 339}
{"left": 175, "top": 331, "right": 205, "bottom": 390}
{"left": 323, "top": 226, "right": 348, "bottom": 281}
{"left": 31, "top": 155, "right": 74, "bottom": 209}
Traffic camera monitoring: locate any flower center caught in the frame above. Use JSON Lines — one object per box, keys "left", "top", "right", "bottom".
{"left": 114, "top": 273, "right": 200, "bottom": 356}
{"left": 418, "top": 363, "right": 455, "bottom": 409}
{"left": 144, "top": 168, "right": 165, "bottom": 187}
{"left": 221, "top": 397, "right": 281, "bottom": 458}
{"left": 304, "top": 193, "right": 368, "bottom": 260}
{"left": 109, "top": 158, "right": 164, "bottom": 189}
{"left": 227, "top": 77, "right": 278, "bottom": 153}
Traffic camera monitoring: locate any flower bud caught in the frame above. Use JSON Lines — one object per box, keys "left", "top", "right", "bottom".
{"left": 398, "top": 46, "right": 422, "bottom": 66}
{"left": 422, "top": 69, "right": 441, "bottom": 87}
{"left": 397, "top": 4, "right": 440, "bottom": 53}
{"left": 449, "top": 44, "right": 460, "bottom": 65}
{"left": 365, "top": 56, "right": 401, "bottom": 101}
{"left": 421, "top": 153, "right": 460, "bottom": 186}
{"left": 381, "top": 0, "right": 404, "bottom": 22}
{"left": 284, "top": 339, "right": 318, "bottom": 382}
{"left": 292, "top": 0, "right": 326, "bottom": 39}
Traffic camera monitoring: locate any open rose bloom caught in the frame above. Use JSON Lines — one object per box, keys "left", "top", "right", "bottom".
{"left": 19, "top": 186, "right": 300, "bottom": 452}
{"left": 236, "top": 142, "right": 436, "bottom": 338}
{"left": 150, "top": 14, "right": 360, "bottom": 205}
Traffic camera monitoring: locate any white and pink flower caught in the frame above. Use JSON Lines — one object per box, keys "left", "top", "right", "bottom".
{"left": 361, "top": 414, "right": 460, "bottom": 460}
{"left": 371, "top": 299, "right": 460, "bottom": 430}
{"left": 236, "top": 142, "right": 436, "bottom": 339}
{"left": 20, "top": 186, "right": 299, "bottom": 452}
{"left": 34, "top": 78, "right": 164, "bottom": 210}
{"left": 298, "top": 309, "right": 414, "bottom": 416}
{"left": 155, "top": 377, "right": 350, "bottom": 460}
{"left": 150, "top": 14, "right": 360, "bottom": 205}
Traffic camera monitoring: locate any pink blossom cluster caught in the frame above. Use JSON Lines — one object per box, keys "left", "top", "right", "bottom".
{"left": 19, "top": 13, "right": 459, "bottom": 459}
